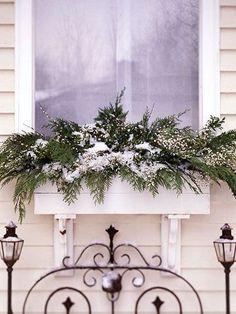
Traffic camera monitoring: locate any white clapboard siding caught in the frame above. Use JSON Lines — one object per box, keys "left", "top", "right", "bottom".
{"left": 0, "top": 3, "right": 14, "bottom": 24}
{"left": 221, "top": 93, "right": 236, "bottom": 113}
{"left": 0, "top": 70, "right": 14, "bottom": 92}
{"left": 182, "top": 221, "right": 236, "bottom": 246}
{"left": 221, "top": 71, "right": 236, "bottom": 92}
{"left": 182, "top": 246, "right": 218, "bottom": 269}
{"left": 221, "top": 6, "right": 236, "bottom": 27}
{"left": 214, "top": 4, "right": 236, "bottom": 314}
{"left": 0, "top": 49, "right": 14, "bottom": 69}
{"left": 0, "top": 113, "right": 14, "bottom": 133}
{"left": 2, "top": 223, "right": 54, "bottom": 246}
{"left": 220, "top": 0, "right": 236, "bottom": 142}
{"left": 0, "top": 92, "right": 14, "bottom": 112}
{"left": 0, "top": 25, "right": 14, "bottom": 47}
{"left": 182, "top": 269, "right": 236, "bottom": 290}
{"left": 221, "top": 50, "right": 236, "bottom": 70}
{"left": 0, "top": 70, "right": 14, "bottom": 91}
{"left": 221, "top": 29, "right": 236, "bottom": 49}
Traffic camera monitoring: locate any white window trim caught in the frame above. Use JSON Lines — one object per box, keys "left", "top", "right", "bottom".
{"left": 199, "top": 0, "right": 220, "bottom": 126}
{"left": 15, "top": 0, "right": 220, "bottom": 133}
{"left": 15, "top": 0, "right": 34, "bottom": 132}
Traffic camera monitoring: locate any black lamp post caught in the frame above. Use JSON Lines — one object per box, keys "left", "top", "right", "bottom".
{"left": 214, "top": 223, "right": 236, "bottom": 314}
{"left": 0, "top": 222, "right": 24, "bottom": 314}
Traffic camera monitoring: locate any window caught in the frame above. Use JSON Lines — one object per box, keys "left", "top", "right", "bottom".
{"left": 15, "top": 0, "right": 220, "bottom": 133}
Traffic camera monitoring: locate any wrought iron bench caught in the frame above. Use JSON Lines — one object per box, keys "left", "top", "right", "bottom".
{"left": 22, "top": 226, "right": 203, "bottom": 314}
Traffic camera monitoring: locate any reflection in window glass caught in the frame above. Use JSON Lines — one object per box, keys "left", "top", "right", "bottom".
{"left": 35, "top": 0, "right": 198, "bottom": 132}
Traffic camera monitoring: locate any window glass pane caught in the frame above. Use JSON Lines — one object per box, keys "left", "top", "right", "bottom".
{"left": 35, "top": 0, "right": 198, "bottom": 132}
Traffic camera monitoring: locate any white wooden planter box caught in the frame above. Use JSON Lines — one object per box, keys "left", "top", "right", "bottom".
{"left": 34, "top": 179, "right": 210, "bottom": 274}
{"left": 34, "top": 179, "right": 210, "bottom": 215}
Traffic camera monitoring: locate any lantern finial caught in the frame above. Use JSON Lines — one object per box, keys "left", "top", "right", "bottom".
{"left": 220, "top": 223, "right": 233, "bottom": 240}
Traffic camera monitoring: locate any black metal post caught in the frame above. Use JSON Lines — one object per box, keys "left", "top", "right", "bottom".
{"left": 7, "top": 265, "right": 13, "bottom": 314}
{"left": 224, "top": 263, "right": 231, "bottom": 314}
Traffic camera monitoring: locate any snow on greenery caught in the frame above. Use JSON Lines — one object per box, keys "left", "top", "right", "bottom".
{"left": 0, "top": 90, "right": 236, "bottom": 222}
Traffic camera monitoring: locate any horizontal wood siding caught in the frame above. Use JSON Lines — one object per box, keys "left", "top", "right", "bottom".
{"left": 220, "top": 6, "right": 236, "bottom": 27}
{"left": 205, "top": 2, "right": 236, "bottom": 313}
{"left": 221, "top": 50, "right": 236, "bottom": 70}
{"left": 0, "top": 113, "right": 14, "bottom": 133}
{"left": 0, "top": 25, "right": 14, "bottom": 47}
{"left": 0, "top": 1, "right": 236, "bottom": 314}
{"left": 221, "top": 93, "right": 236, "bottom": 113}
{"left": 0, "top": 2, "right": 19, "bottom": 313}
{"left": 220, "top": 0, "right": 236, "bottom": 124}
{"left": 0, "top": 49, "right": 14, "bottom": 69}
{"left": 0, "top": 70, "right": 14, "bottom": 91}
{"left": 0, "top": 3, "right": 14, "bottom": 24}
{"left": 0, "top": 2, "right": 15, "bottom": 143}
{"left": 0, "top": 92, "right": 14, "bottom": 113}
{"left": 221, "top": 29, "right": 236, "bottom": 49}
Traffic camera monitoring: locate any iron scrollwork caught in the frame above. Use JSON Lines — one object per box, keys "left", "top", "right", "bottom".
{"left": 22, "top": 225, "right": 204, "bottom": 314}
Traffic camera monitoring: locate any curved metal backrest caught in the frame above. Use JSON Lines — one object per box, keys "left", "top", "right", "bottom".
{"left": 22, "top": 226, "right": 203, "bottom": 314}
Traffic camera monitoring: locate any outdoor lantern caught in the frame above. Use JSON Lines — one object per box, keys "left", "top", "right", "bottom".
{"left": 0, "top": 221, "right": 24, "bottom": 314}
{"left": 214, "top": 223, "right": 236, "bottom": 314}
{"left": 0, "top": 221, "right": 24, "bottom": 267}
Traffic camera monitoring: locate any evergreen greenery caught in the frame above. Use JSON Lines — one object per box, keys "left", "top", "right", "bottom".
{"left": 0, "top": 91, "right": 235, "bottom": 222}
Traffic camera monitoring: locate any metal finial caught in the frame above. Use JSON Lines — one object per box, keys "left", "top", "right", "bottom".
{"left": 220, "top": 223, "right": 234, "bottom": 240}
{"left": 106, "top": 225, "right": 119, "bottom": 264}
{"left": 152, "top": 296, "right": 164, "bottom": 314}
{"left": 62, "top": 297, "right": 74, "bottom": 314}
{"left": 106, "top": 225, "right": 119, "bottom": 239}
{"left": 4, "top": 221, "right": 18, "bottom": 238}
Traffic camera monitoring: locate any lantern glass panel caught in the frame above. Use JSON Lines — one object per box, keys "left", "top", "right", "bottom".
{"left": 0, "top": 237, "right": 24, "bottom": 264}
{"left": 0, "top": 242, "right": 4, "bottom": 260}
{"left": 13, "top": 240, "right": 23, "bottom": 261}
{"left": 4, "top": 242, "right": 15, "bottom": 262}
{"left": 214, "top": 240, "right": 236, "bottom": 263}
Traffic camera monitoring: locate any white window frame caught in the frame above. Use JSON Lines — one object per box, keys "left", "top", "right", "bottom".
{"left": 15, "top": 0, "right": 220, "bottom": 133}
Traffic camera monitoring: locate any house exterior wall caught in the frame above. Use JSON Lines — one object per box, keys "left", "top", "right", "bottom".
{"left": 0, "top": 0, "right": 14, "bottom": 141}
{"left": 0, "top": 0, "right": 236, "bottom": 313}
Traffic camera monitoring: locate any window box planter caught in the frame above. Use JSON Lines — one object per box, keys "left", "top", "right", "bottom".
{"left": 1, "top": 101, "right": 235, "bottom": 273}
{"left": 34, "top": 179, "right": 210, "bottom": 215}
{"left": 34, "top": 179, "right": 210, "bottom": 274}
